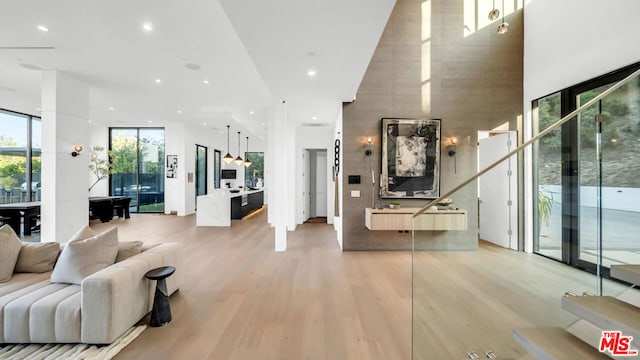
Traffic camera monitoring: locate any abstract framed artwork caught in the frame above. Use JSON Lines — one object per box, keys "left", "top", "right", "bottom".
{"left": 166, "top": 155, "right": 178, "bottom": 178}
{"left": 381, "top": 118, "right": 441, "bottom": 199}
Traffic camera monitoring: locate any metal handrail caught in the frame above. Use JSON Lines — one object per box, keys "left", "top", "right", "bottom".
{"left": 412, "top": 67, "right": 640, "bottom": 218}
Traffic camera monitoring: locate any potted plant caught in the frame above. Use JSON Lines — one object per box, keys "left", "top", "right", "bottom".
{"left": 538, "top": 190, "right": 553, "bottom": 227}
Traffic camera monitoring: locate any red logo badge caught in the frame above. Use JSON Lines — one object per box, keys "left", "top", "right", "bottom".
{"left": 599, "top": 331, "right": 638, "bottom": 356}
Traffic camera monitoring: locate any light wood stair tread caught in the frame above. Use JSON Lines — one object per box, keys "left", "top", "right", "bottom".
{"left": 611, "top": 265, "right": 640, "bottom": 285}
{"left": 513, "top": 327, "right": 610, "bottom": 360}
{"left": 562, "top": 295, "right": 640, "bottom": 347}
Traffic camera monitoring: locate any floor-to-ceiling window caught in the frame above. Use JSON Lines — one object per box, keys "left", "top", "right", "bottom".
{"left": 533, "top": 92, "right": 563, "bottom": 261}
{"left": 0, "top": 109, "right": 41, "bottom": 204}
{"left": 195, "top": 144, "right": 207, "bottom": 201}
{"left": 110, "top": 128, "right": 165, "bottom": 213}
{"left": 533, "top": 62, "right": 640, "bottom": 272}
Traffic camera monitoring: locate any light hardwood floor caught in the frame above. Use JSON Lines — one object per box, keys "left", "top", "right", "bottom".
{"left": 89, "top": 209, "right": 627, "bottom": 360}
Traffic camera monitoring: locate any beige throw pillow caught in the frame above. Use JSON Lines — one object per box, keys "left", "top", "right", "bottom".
{"left": 51, "top": 227, "right": 119, "bottom": 285}
{"left": 68, "top": 224, "right": 96, "bottom": 242}
{"left": 0, "top": 225, "right": 22, "bottom": 282}
{"left": 14, "top": 242, "right": 61, "bottom": 273}
{"left": 115, "top": 241, "right": 143, "bottom": 262}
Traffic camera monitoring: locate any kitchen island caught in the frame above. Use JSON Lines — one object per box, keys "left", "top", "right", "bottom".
{"left": 196, "top": 189, "right": 264, "bottom": 227}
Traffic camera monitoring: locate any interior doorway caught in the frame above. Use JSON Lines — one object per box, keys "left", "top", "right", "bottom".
{"left": 303, "top": 149, "right": 328, "bottom": 223}
{"left": 478, "top": 131, "right": 518, "bottom": 250}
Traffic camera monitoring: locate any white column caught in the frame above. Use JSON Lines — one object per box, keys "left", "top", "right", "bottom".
{"left": 268, "top": 100, "right": 293, "bottom": 251}
{"left": 41, "top": 71, "right": 90, "bottom": 243}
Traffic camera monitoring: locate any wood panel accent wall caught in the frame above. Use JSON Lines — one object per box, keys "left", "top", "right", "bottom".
{"left": 342, "top": 0, "right": 523, "bottom": 250}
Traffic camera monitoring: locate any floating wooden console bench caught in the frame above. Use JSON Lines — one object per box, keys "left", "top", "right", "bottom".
{"left": 364, "top": 207, "right": 467, "bottom": 231}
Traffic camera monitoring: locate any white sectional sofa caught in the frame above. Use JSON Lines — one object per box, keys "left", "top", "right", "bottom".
{"left": 0, "top": 225, "right": 183, "bottom": 344}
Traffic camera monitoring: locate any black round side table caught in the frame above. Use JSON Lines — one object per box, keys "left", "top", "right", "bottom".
{"left": 145, "top": 266, "right": 176, "bottom": 327}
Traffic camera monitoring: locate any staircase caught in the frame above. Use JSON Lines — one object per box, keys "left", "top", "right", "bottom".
{"left": 514, "top": 265, "right": 640, "bottom": 359}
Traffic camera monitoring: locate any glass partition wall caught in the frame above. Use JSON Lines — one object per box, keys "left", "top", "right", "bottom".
{"left": 411, "top": 65, "right": 640, "bottom": 358}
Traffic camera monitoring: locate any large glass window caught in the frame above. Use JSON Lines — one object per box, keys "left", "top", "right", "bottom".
{"left": 533, "top": 93, "right": 563, "bottom": 260}
{"left": 533, "top": 62, "right": 640, "bottom": 273}
{"left": 110, "top": 128, "right": 165, "bottom": 213}
{"left": 244, "top": 152, "right": 264, "bottom": 188}
{"left": 0, "top": 109, "right": 41, "bottom": 204}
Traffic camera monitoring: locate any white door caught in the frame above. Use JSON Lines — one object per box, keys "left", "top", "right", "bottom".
{"left": 478, "top": 131, "right": 518, "bottom": 250}
{"left": 315, "top": 151, "right": 327, "bottom": 216}
{"left": 303, "top": 149, "right": 311, "bottom": 222}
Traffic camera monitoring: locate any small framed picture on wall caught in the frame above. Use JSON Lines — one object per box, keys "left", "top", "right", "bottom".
{"left": 166, "top": 155, "right": 178, "bottom": 178}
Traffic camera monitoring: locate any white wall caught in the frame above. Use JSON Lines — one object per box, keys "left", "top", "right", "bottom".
{"left": 523, "top": 0, "right": 640, "bottom": 251}
{"left": 295, "top": 126, "right": 334, "bottom": 227}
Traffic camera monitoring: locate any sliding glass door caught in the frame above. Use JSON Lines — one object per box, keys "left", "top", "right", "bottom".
{"left": 576, "top": 77, "right": 640, "bottom": 269}
{"left": 110, "top": 128, "right": 165, "bottom": 213}
{"left": 533, "top": 62, "right": 640, "bottom": 273}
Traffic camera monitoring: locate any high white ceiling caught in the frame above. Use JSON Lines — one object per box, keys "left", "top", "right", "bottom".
{"left": 0, "top": 0, "right": 395, "bottom": 139}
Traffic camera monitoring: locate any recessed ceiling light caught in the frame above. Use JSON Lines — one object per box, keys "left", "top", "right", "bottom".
{"left": 262, "top": 122, "right": 265, "bottom": 126}
{"left": 142, "top": 22, "right": 153, "bottom": 32}
{"left": 88, "top": 120, "right": 92, "bottom": 124}
{"left": 108, "top": 106, "right": 115, "bottom": 111}
{"left": 311, "top": 116, "right": 318, "bottom": 120}
{"left": 37, "top": 25, "right": 49, "bottom": 32}
{"left": 203, "top": 122, "right": 207, "bottom": 126}
{"left": 147, "top": 120, "right": 153, "bottom": 123}
{"left": 177, "top": 110, "right": 182, "bottom": 114}
{"left": 203, "top": 80, "right": 209, "bottom": 84}
{"left": 36, "top": 107, "right": 41, "bottom": 111}
{"left": 154, "top": 78, "right": 162, "bottom": 84}
{"left": 249, "top": 111, "right": 254, "bottom": 115}
{"left": 307, "top": 69, "right": 317, "bottom": 77}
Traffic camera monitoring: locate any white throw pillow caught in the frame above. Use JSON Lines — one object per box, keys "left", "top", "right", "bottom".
{"left": 115, "top": 241, "right": 143, "bottom": 262}
{"left": 0, "top": 225, "right": 22, "bottom": 282}
{"left": 51, "top": 227, "right": 119, "bottom": 285}
{"left": 14, "top": 242, "right": 61, "bottom": 273}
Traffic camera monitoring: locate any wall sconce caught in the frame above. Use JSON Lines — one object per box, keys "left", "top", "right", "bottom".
{"left": 364, "top": 136, "right": 375, "bottom": 208}
{"left": 365, "top": 137, "right": 373, "bottom": 156}
{"left": 447, "top": 137, "right": 457, "bottom": 156}
{"left": 447, "top": 138, "right": 457, "bottom": 174}
{"left": 71, "top": 145, "right": 83, "bottom": 157}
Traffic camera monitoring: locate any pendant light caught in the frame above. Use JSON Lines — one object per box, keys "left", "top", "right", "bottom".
{"left": 234, "top": 131, "right": 244, "bottom": 165}
{"left": 243, "top": 136, "right": 252, "bottom": 168}
{"left": 497, "top": 0, "right": 509, "bottom": 34}
{"left": 488, "top": 0, "right": 500, "bottom": 20}
{"left": 223, "top": 125, "right": 233, "bottom": 164}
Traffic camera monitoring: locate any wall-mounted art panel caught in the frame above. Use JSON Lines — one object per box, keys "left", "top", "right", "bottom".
{"left": 381, "top": 118, "right": 440, "bottom": 199}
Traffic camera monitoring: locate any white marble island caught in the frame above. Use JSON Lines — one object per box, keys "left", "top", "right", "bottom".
{"left": 196, "top": 189, "right": 264, "bottom": 227}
